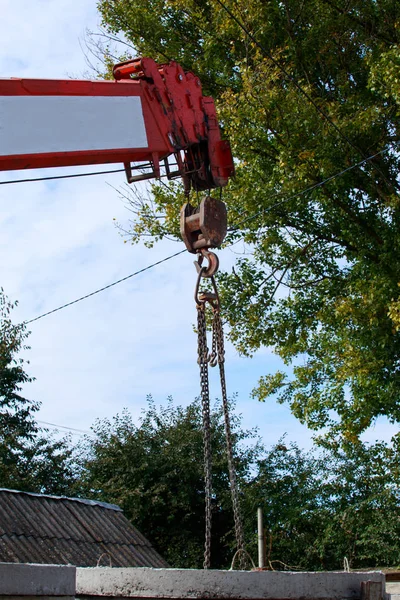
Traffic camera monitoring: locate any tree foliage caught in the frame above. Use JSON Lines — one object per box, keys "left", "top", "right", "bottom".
{"left": 97, "top": 0, "right": 400, "bottom": 441}
{"left": 75, "top": 394, "right": 400, "bottom": 569}
{"left": 244, "top": 438, "right": 400, "bottom": 570}
{"left": 318, "top": 438, "right": 400, "bottom": 568}
{"left": 76, "top": 396, "right": 260, "bottom": 569}
{"left": 0, "top": 290, "right": 75, "bottom": 495}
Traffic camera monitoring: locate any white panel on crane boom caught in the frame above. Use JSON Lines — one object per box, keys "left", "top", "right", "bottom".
{"left": 0, "top": 96, "right": 148, "bottom": 157}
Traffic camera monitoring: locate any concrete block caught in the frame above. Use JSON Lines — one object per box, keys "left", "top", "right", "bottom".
{"left": 387, "top": 585, "right": 400, "bottom": 596}
{"left": 0, "top": 597, "right": 74, "bottom": 600}
{"left": 0, "top": 563, "right": 76, "bottom": 596}
{"left": 361, "top": 581, "right": 383, "bottom": 600}
{"left": 76, "top": 567, "right": 386, "bottom": 600}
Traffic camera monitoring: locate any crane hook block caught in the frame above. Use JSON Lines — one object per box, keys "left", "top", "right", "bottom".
{"left": 180, "top": 196, "right": 227, "bottom": 254}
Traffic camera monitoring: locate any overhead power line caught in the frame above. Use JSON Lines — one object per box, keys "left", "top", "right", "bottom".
{"left": 0, "top": 168, "right": 125, "bottom": 186}
{"left": 37, "top": 419, "right": 93, "bottom": 436}
{"left": 0, "top": 162, "right": 180, "bottom": 187}
{"left": 23, "top": 147, "right": 392, "bottom": 326}
{"left": 25, "top": 249, "right": 186, "bottom": 324}
{"left": 229, "top": 145, "right": 392, "bottom": 232}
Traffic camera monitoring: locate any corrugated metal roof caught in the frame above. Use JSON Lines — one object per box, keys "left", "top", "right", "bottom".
{"left": 0, "top": 489, "right": 168, "bottom": 568}
{"left": 0, "top": 488, "right": 122, "bottom": 511}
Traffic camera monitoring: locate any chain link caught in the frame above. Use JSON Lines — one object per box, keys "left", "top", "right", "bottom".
{"left": 212, "top": 307, "right": 247, "bottom": 569}
{"left": 197, "top": 303, "right": 213, "bottom": 569}
{"left": 196, "top": 274, "right": 246, "bottom": 570}
{"left": 208, "top": 313, "right": 218, "bottom": 367}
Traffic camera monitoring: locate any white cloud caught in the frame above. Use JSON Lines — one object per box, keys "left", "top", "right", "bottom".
{"left": 0, "top": 0, "right": 100, "bottom": 78}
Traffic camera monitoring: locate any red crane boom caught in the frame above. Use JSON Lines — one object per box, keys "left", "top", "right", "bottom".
{"left": 0, "top": 57, "right": 234, "bottom": 191}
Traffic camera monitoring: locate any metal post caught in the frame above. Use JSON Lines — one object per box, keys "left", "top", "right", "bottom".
{"left": 257, "top": 507, "right": 266, "bottom": 569}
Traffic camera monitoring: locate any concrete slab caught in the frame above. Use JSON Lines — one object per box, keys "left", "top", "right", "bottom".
{"left": 0, "top": 563, "right": 76, "bottom": 596}
{"left": 386, "top": 583, "right": 400, "bottom": 600}
{"left": 387, "top": 585, "right": 400, "bottom": 596}
{"left": 76, "top": 568, "right": 387, "bottom": 600}
{"left": 0, "top": 597, "right": 72, "bottom": 600}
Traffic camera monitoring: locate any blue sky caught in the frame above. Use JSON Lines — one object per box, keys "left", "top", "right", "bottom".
{"left": 1, "top": 0, "right": 398, "bottom": 448}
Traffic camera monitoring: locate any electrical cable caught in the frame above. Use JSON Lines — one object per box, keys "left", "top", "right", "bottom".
{"left": 213, "top": 0, "right": 396, "bottom": 193}
{"left": 37, "top": 420, "right": 93, "bottom": 436}
{"left": 0, "top": 168, "right": 125, "bottom": 186}
{"left": 228, "top": 145, "right": 392, "bottom": 232}
{"left": 25, "top": 249, "right": 186, "bottom": 324}
{"left": 0, "top": 163, "right": 180, "bottom": 186}
{"left": 23, "top": 146, "right": 392, "bottom": 325}
{"left": 24, "top": 154, "right": 386, "bottom": 441}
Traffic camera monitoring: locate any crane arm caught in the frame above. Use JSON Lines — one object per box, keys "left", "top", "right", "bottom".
{"left": 0, "top": 57, "right": 234, "bottom": 191}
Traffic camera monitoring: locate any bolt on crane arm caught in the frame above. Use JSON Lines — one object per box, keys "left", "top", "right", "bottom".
{"left": 0, "top": 57, "right": 234, "bottom": 192}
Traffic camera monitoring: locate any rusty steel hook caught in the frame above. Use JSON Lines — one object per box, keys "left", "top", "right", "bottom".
{"left": 194, "top": 248, "right": 219, "bottom": 279}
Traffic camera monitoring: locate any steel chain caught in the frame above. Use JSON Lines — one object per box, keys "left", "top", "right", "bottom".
{"left": 196, "top": 272, "right": 247, "bottom": 570}
{"left": 208, "top": 309, "right": 218, "bottom": 368}
{"left": 197, "top": 303, "right": 213, "bottom": 569}
{"left": 212, "top": 307, "right": 247, "bottom": 570}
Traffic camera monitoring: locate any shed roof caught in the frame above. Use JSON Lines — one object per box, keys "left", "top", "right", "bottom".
{"left": 0, "top": 488, "right": 168, "bottom": 568}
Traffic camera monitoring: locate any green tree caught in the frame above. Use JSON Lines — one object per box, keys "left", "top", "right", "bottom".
{"left": 0, "top": 290, "right": 75, "bottom": 495}
{"left": 316, "top": 437, "right": 400, "bottom": 568}
{"left": 76, "top": 395, "right": 400, "bottom": 570}
{"left": 97, "top": 0, "right": 400, "bottom": 441}
{"left": 77, "top": 396, "right": 261, "bottom": 569}
{"left": 243, "top": 440, "right": 329, "bottom": 570}
{"left": 243, "top": 438, "right": 400, "bottom": 570}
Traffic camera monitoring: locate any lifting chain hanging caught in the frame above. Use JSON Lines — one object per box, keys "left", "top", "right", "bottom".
{"left": 197, "top": 298, "right": 213, "bottom": 570}
{"left": 212, "top": 308, "right": 246, "bottom": 569}
{"left": 182, "top": 197, "right": 246, "bottom": 570}
{"left": 195, "top": 270, "right": 246, "bottom": 570}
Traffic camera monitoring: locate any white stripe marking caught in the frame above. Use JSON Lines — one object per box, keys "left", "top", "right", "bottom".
{"left": 0, "top": 96, "right": 148, "bottom": 156}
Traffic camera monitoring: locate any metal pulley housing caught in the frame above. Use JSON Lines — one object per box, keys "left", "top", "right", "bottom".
{"left": 180, "top": 196, "right": 227, "bottom": 254}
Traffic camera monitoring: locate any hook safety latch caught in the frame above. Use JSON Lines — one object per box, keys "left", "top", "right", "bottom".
{"left": 180, "top": 196, "right": 227, "bottom": 254}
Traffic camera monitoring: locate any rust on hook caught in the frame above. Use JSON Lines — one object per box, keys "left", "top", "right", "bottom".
{"left": 194, "top": 248, "right": 219, "bottom": 278}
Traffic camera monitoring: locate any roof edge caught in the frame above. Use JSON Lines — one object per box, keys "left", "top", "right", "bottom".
{"left": 0, "top": 488, "right": 122, "bottom": 512}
